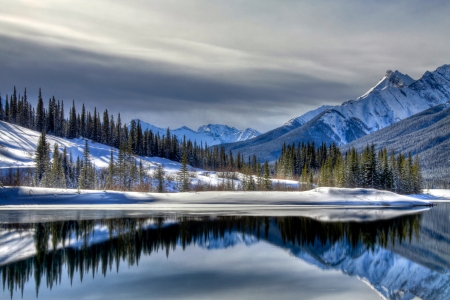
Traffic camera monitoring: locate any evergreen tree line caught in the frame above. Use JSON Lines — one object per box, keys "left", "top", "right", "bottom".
{"left": 0, "top": 87, "right": 194, "bottom": 162}
{"left": 0, "top": 214, "right": 421, "bottom": 298}
{"left": 276, "top": 142, "right": 423, "bottom": 194}
{"left": 31, "top": 131, "right": 152, "bottom": 191}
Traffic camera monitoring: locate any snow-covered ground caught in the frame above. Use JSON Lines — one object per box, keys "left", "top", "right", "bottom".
{"left": 0, "top": 187, "right": 433, "bottom": 212}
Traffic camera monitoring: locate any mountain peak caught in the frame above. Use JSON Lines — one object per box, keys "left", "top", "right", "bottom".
{"left": 436, "top": 64, "right": 450, "bottom": 79}
{"left": 384, "top": 69, "right": 414, "bottom": 87}
{"left": 358, "top": 69, "right": 414, "bottom": 100}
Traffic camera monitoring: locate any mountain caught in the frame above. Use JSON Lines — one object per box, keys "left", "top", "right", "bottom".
{"left": 133, "top": 120, "right": 260, "bottom": 146}
{"left": 224, "top": 64, "right": 450, "bottom": 161}
{"left": 220, "top": 105, "right": 332, "bottom": 159}
{"left": 344, "top": 102, "right": 450, "bottom": 182}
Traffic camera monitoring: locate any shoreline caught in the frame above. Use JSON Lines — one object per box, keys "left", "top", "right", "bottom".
{"left": 0, "top": 186, "right": 435, "bottom": 209}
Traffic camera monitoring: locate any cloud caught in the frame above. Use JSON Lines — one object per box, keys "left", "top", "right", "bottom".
{"left": 1, "top": 0, "right": 449, "bottom": 132}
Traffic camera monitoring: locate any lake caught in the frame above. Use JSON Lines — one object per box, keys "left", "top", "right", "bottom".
{"left": 1, "top": 204, "right": 450, "bottom": 299}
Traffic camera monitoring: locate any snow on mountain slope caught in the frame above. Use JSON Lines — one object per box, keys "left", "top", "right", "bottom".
{"left": 283, "top": 105, "right": 333, "bottom": 128}
{"left": 221, "top": 104, "right": 334, "bottom": 158}
{"left": 224, "top": 64, "right": 450, "bottom": 162}
{"left": 134, "top": 120, "right": 260, "bottom": 146}
{"left": 344, "top": 102, "right": 450, "bottom": 181}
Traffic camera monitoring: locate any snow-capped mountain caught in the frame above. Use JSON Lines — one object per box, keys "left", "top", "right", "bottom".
{"left": 224, "top": 64, "right": 450, "bottom": 161}
{"left": 326, "top": 66, "right": 450, "bottom": 143}
{"left": 219, "top": 104, "right": 334, "bottom": 159}
{"left": 132, "top": 120, "right": 260, "bottom": 146}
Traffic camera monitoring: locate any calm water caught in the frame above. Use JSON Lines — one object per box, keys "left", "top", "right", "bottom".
{"left": 1, "top": 205, "right": 450, "bottom": 299}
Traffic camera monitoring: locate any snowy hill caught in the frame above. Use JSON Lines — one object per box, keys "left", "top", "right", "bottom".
{"left": 0, "top": 120, "right": 299, "bottom": 191}
{"left": 133, "top": 120, "right": 260, "bottom": 146}
{"left": 224, "top": 64, "right": 450, "bottom": 161}
{"left": 0, "top": 119, "right": 192, "bottom": 172}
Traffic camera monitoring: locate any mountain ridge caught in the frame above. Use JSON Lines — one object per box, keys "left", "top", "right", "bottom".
{"left": 223, "top": 64, "right": 450, "bottom": 161}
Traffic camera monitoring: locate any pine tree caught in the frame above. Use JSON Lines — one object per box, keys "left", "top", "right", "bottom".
{"left": 49, "top": 143, "right": 66, "bottom": 188}
{"left": 36, "top": 89, "right": 45, "bottom": 132}
{"left": 4, "top": 95, "right": 9, "bottom": 122}
{"left": 138, "top": 159, "right": 144, "bottom": 190}
{"left": 68, "top": 100, "right": 77, "bottom": 139}
{"left": 107, "top": 149, "right": 114, "bottom": 190}
{"left": 411, "top": 155, "right": 422, "bottom": 194}
{"left": 177, "top": 152, "right": 190, "bottom": 192}
{"left": 263, "top": 160, "right": 272, "bottom": 190}
{"left": 102, "top": 109, "right": 109, "bottom": 144}
{"left": 62, "top": 147, "right": 71, "bottom": 187}
{"left": 360, "top": 144, "right": 377, "bottom": 188}
{"left": 78, "top": 140, "right": 92, "bottom": 189}
{"left": 34, "top": 131, "right": 50, "bottom": 186}
{"left": 300, "top": 165, "right": 309, "bottom": 190}
{"left": 155, "top": 164, "right": 165, "bottom": 193}
{"left": 335, "top": 156, "right": 345, "bottom": 188}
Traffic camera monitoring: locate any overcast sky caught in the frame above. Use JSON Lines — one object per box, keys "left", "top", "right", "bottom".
{"left": 1, "top": 0, "right": 449, "bottom": 132}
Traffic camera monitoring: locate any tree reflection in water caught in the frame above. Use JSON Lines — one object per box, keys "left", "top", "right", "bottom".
{"left": 0, "top": 214, "right": 421, "bottom": 298}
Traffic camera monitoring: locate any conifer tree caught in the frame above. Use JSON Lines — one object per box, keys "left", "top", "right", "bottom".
{"left": 49, "top": 143, "right": 66, "bottom": 188}
{"left": 34, "top": 131, "right": 50, "bottom": 186}
{"left": 263, "top": 160, "right": 272, "bottom": 190}
{"left": 177, "top": 152, "right": 190, "bottom": 192}
{"left": 78, "top": 140, "right": 92, "bottom": 189}
{"left": 412, "top": 155, "right": 422, "bottom": 194}
{"left": 300, "top": 165, "right": 309, "bottom": 190}
{"left": 155, "top": 164, "right": 165, "bottom": 193}
{"left": 36, "top": 89, "right": 44, "bottom": 132}
{"left": 107, "top": 149, "right": 114, "bottom": 190}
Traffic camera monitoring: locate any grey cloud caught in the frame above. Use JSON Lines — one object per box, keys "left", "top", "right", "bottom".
{"left": 1, "top": 0, "right": 450, "bottom": 132}
{"left": 0, "top": 35, "right": 357, "bottom": 132}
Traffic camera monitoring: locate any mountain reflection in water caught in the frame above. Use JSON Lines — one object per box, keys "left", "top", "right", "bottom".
{"left": 1, "top": 205, "right": 450, "bottom": 299}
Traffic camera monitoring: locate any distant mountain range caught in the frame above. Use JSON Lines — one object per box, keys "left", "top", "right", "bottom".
{"left": 131, "top": 120, "right": 260, "bottom": 146}
{"left": 223, "top": 64, "right": 450, "bottom": 161}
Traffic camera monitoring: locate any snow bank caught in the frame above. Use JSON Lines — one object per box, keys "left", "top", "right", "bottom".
{"left": 0, "top": 187, "right": 433, "bottom": 213}
{"left": 410, "top": 189, "right": 450, "bottom": 201}
{"left": 425, "top": 189, "right": 450, "bottom": 200}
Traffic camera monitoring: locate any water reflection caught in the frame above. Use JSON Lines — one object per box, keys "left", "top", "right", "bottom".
{"left": 0, "top": 206, "right": 450, "bottom": 298}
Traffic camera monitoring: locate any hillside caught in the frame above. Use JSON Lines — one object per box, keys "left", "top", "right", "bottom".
{"left": 344, "top": 102, "right": 450, "bottom": 183}
{"left": 0, "top": 120, "right": 299, "bottom": 190}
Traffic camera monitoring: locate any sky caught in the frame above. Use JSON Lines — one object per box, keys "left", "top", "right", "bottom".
{"left": 1, "top": 0, "right": 449, "bottom": 133}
